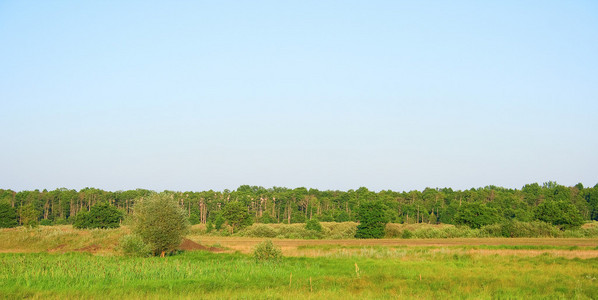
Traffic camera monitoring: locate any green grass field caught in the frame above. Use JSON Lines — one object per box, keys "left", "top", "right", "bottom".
{"left": 2, "top": 247, "right": 598, "bottom": 299}
{"left": 1, "top": 226, "right": 598, "bottom": 299}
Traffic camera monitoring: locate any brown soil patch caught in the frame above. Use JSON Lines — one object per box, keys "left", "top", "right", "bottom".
{"left": 75, "top": 244, "right": 101, "bottom": 252}
{"left": 49, "top": 244, "right": 67, "bottom": 252}
{"left": 179, "top": 238, "right": 223, "bottom": 252}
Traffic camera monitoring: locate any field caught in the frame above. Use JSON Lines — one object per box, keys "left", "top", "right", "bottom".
{"left": 1, "top": 226, "right": 598, "bottom": 299}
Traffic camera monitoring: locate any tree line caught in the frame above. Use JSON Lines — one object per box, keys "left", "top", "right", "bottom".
{"left": 1, "top": 181, "right": 597, "bottom": 229}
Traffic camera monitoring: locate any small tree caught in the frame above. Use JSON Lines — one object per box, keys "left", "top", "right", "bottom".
{"left": 73, "top": 202, "right": 124, "bottom": 229}
{"left": 305, "top": 219, "right": 322, "bottom": 232}
{"left": 132, "top": 194, "right": 190, "bottom": 257}
{"left": 222, "top": 202, "right": 251, "bottom": 233}
{"left": 355, "top": 201, "right": 388, "bottom": 239}
{"left": 18, "top": 204, "right": 40, "bottom": 227}
{"left": 0, "top": 203, "right": 18, "bottom": 228}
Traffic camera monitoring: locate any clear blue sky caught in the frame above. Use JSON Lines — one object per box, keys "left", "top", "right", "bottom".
{"left": 1, "top": 1, "right": 597, "bottom": 192}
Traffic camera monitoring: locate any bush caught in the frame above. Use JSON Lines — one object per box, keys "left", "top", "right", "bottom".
{"left": 214, "top": 214, "right": 225, "bottom": 230}
{"left": 132, "top": 193, "right": 190, "bottom": 256}
{"left": 241, "top": 224, "right": 278, "bottom": 238}
{"left": 253, "top": 240, "right": 282, "bottom": 262}
{"left": 305, "top": 219, "right": 322, "bottom": 232}
{"left": 401, "top": 229, "right": 413, "bottom": 239}
{"left": 188, "top": 213, "right": 200, "bottom": 225}
{"left": 0, "top": 203, "right": 18, "bottom": 228}
{"left": 481, "top": 220, "right": 560, "bottom": 238}
{"left": 39, "top": 219, "right": 52, "bottom": 226}
{"left": 206, "top": 221, "right": 214, "bottom": 233}
{"left": 120, "top": 234, "right": 152, "bottom": 257}
{"left": 324, "top": 222, "right": 357, "bottom": 239}
{"left": 73, "top": 202, "right": 124, "bottom": 229}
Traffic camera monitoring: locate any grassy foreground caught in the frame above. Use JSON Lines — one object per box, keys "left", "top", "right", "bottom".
{"left": 1, "top": 226, "right": 598, "bottom": 299}
{"left": 1, "top": 249, "right": 597, "bottom": 299}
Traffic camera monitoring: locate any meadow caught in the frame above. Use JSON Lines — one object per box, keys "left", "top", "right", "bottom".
{"left": 1, "top": 225, "right": 598, "bottom": 299}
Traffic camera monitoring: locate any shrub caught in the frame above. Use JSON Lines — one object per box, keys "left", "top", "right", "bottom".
{"left": 253, "top": 240, "right": 282, "bottom": 262}
{"left": 384, "top": 223, "right": 402, "bottom": 238}
{"left": 325, "top": 222, "right": 357, "bottom": 239}
{"left": 214, "top": 214, "right": 225, "bottom": 230}
{"left": 242, "top": 224, "right": 278, "bottom": 238}
{"left": 39, "top": 219, "right": 52, "bottom": 226}
{"left": 132, "top": 193, "right": 190, "bottom": 256}
{"left": 188, "top": 213, "right": 200, "bottom": 225}
{"left": 206, "top": 221, "right": 214, "bottom": 233}
{"left": 305, "top": 219, "right": 322, "bottom": 232}
{"left": 73, "top": 202, "right": 124, "bottom": 229}
{"left": 120, "top": 234, "right": 152, "bottom": 257}
{"left": 401, "top": 229, "right": 413, "bottom": 239}
{"left": 0, "top": 203, "right": 18, "bottom": 228}
{"left": 481, "top": 220, "right": 560, "bottom": 238}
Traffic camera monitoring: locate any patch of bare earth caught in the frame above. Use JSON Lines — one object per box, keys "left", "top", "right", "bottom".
{"left": 48, "top": 244, "right": 67, "bottom": 253}
{"left": 179, "top": 238, "right": 223, "bottom": 252}
{"left": 75, "top": 244, "right": 101, "bottom": 253}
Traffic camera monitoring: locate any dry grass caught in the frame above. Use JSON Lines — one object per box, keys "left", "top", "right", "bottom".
{"left": 190, "top": 235, "right": 598, "bottom": 257}
{"left": 3, "top": 225, "right": 598, "bottom": 259}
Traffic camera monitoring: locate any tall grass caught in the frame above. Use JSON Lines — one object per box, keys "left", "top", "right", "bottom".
{"left": 0, "top": 250, "right": 596, "bottom": 299}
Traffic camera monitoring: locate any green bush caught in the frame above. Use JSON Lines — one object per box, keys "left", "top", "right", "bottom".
{"left": 241, "top": 224, "right": 278, "bottom": 238}
{"left": 253, "top": 240, "right": 282, "bottom": 262}
{"left": 401, "top": 229, "right": 413, "bottom": 239}
{"left": 132, "top": 193, "right": 190, "bottom": 256}
{"left": 73, "top": 202, "right": 124, "bottom": 229}
{"left": 324, "top": 222, "right": 357, "bottom": 239}
{"left": 480, "top": 220, "right": 560, "bottom": 238}
{"left": 305, "top": 219, "right": 322, "bottom": 232}
{"left": 188, "top": 213, "right": 200, "bottom": 225}
{"left": 206, "top": 221, "right": 214, "bottom": 233}
{"left": 39, "top": 219, "right": 52, "bottom": 226}
{"left": 119, "top": 234, "right": 152, "bottom": 257}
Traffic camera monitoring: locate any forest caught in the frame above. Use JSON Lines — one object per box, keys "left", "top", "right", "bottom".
{"left": 1, "top": 181, "right": 597, "bottom": 230}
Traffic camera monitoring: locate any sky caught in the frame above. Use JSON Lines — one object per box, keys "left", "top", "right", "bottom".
{"left": 1, "top": 1, "right": 597, "bottom": 192}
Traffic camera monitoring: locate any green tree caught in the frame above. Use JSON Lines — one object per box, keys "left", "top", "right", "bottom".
{"left": 454, "top": 202, "right": 499, "bottom": 229}
{"left": 535, "top": 200, "right": 584, "bottom": 230}
{"left": 18, "top": 204, "right": 40, "bottom": 227}
{"left": 214, "top": 213, "right": 225, "bottom": 230}
{"left": 132, "top": 194, "right": 190, "bottom": 256}
{"left": 222, "top": 202, "right": 251, "bottom": 233}
{"left": 355, "top": 201, "right": 388, "bottom": 238}
{"left": 73, "top": 202, "right": 124, "bottom": 229}
{"left": 0, "top": 203, "right": 18, "bottom": 228}
{"left": 305, "top": 218, "right": 322, "bottom": 232}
